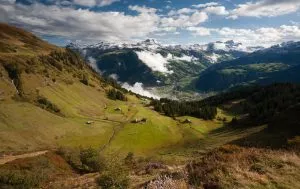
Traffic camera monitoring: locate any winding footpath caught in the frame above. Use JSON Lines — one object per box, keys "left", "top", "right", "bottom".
{"left": 0, "top": 150, "right": 48, "bottom": 165}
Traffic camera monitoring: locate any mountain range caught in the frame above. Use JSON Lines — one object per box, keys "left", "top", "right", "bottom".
{"left": 196, "top": 41, "right": 300, "bottom": 91}
{"left": 68, "top": 39, "right": 300, "bottom": 99}
{"left": 68, "top": 39, "right": 261, "bottom": 99}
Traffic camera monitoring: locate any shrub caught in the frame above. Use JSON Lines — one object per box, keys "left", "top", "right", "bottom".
{"left": 37, "top": 96, "right": 60, "bottom": 113}
{"left": 249, "top": 163, "right": 266, "bottom": 174}
{"left": 230, "top": 117, "right": 238, "bottom": 126}
{"left": 96, "top": 161, "right": 129, "bottom": 189}
{"left": 3, "top": 63, "right": 23, "bottom": 95}
{"left": 57, "top": 147, "right": 104, "bottom": 174}
{"left": 0, "top": 169, "right": 46, "bottom": 189}
{"left": 80, "top": 148, "right": 105, "bottom": 173}
{"left": 80, "top": 74, "right": 89, "bottom": 85}
{"left": 107, "top": 89, "right": 127, "bottom": 101}
{"left": 124, "top": 152, "right": 134, "bottom": 165}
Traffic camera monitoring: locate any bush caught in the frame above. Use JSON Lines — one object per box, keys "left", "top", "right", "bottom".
{"left": 124, "top": 152, "right": 134, "bottom": 166}
{"left": 80, "top": 148, "right": 105, "bottom": 173}
{"left": 107, "top": 89, "right": 127, "bottom": 101}
{"left": 37, "top": 96, "right": 60, "bottom": 113}
{"left": 230, "top": 117, "right": 238, "bottom": 126}
{"left": 0, "top": 169, "right": 46, "bottom": 189}
{"left": 57, "top": 147, "right": 104, "bottom": 173}
{"left": 249, "top": 163, "right": 266, "bottom": 174}
{"left": 3, "top": 63, "right": 23, "bottom": 95}
{"left": 96, "top": 161, "right": 129, "bottom": 189}
{"left": 80, "top": 74, "right": 89, "bottom": 85}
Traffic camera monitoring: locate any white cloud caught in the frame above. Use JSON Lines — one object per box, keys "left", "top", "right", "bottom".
{"left": 47, "top": 0, "right": 119, "bottom": 7}
{"left": 135, "top": 51, "right": 173, "bottom": 73}
{"left": 122, "top": 82, "right": 160, "bottom": 99}
{"left": 229, "top": 0, "right": 300, "bottom": 19}
{"left": 173, "top": 54, "right": 196, "bottom": 62}
{"left": 165, "top": 5, "right": 172, "bottom": 9}
{"left": 161, "top": 11, "right": 208, "bottom": 28}
{"left": 87, "top": 56, "right": 102, "bottom": 73}
{"left": 73, "top": 0, "right": 94, "bottom": 7}
{"left": 0, "top": 2, "right": 160, "bottom": 42}
{"left": 177, "top": 8, "right": 195, "bottom": 14}
{"left": 128, "top": 5, "right": 157, "bottom": 14}
{"left": 192, "top": 2, "right": 219, "bottom": 8}
{"left": 187, "top": 27, "right": 213, "bottom": 36}
{"left": 187, "top": 25, "right": 300, "bottom": 47}
{"left": 109, "top": 73, "right": 119, "bottom": 80}
{"left": 158, "top": 27, "right": 177, "bottom": 32}
{"left": 166, "top": 3, "right": 228, "bottom": 20}
{"left": 135, "top": 50, "right": 198, "bottom": 73}
{"left": 154, "top": 32, "right": 167, "bottom": 36}
{"left": 203, "top": 6, "right": 229, "bottom": 15}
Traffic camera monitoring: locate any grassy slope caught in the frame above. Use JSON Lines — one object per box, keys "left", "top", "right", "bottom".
{"left": 187, "top": 144, "right": 300, "bottom": 189}
{"left": 1, "top": 24, "right": 256, "bottom": 158}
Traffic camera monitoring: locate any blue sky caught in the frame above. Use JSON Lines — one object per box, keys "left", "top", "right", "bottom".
{"left": 1, "top": 0, "right": 300, "bottom": 47}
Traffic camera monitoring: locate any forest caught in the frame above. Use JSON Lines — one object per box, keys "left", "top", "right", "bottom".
{"left": 151, "top": 98, "right": 217, "bottom": 120}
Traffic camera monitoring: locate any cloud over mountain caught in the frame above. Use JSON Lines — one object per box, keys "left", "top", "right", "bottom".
{"left": 229, "top": 0, "right": 300, "bottom": 19}
{"left": 1, "top": 0, "right": 300, "bottom": 47}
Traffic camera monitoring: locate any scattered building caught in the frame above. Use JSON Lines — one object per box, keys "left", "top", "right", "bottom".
{"left": 141, "top": 118, "right": 147, "bottom": 123}
{"left": 183, "top": 118, "right": 192, "bottom": 124}
{"left": 132, "top": 118, "right": 148, "bottom": 124}
{"left": 86, "top": 121, "right": 94, "bottom": 124}
{"left": 114, "top": 107, "right": 122, "bottom": 111}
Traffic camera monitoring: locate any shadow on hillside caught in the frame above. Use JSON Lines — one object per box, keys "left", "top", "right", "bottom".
{"left": 229, "top": 128, "right": 291, "bottom": 149}
{"left": 230, "top": 104, "right": 300, "bottom": 149}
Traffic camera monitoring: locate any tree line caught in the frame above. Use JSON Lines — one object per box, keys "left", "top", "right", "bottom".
{"left": 242, "top": 83, "right": 300, "bottom": 124}
{"left": 151, "top": 98, "right": 217, "bottom": 120}
{"left": 106, "top": 88, "right": 127, "bottom": 101}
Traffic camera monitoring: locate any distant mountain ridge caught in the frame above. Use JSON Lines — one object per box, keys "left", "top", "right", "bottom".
{"left": 195, "top": 41, "right": 300, "bottom": 91}
{"left": 68, "top": 39, "right": 256, "bottom": 99}
{"left": 68, "top": 38, "right": 300, "bottom": 99}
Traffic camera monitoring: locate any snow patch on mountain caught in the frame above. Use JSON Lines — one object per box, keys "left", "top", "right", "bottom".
{"left": 122, "top": 82, "right": 160, "bottom": 99}
{"left": 205, "top": 53, "right": 221, "bottom": 63}
{"left": 213, "top": 42, "right": 227, "bottom": 51}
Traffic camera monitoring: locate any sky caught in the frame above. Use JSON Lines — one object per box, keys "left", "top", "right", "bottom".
{"left": 1, "top": 0, "right": 300, "bottom": 47}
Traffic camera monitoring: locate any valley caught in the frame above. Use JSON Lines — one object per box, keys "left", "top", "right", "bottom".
{"left": 0, "top": 23, "right": 299, "bottom": 189}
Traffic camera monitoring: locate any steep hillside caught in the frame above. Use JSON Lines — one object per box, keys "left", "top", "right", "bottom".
{"left": 0, "top": 24, "right": 233, "bottom": 156}
{"left": 0, "top": 23, "right": 57, "bottom": 54}
{"left": 0, "top": 24, "right": 117, "bottom": 152}
{"left": 195, "top": 41, "right": 300, "bottom": 91}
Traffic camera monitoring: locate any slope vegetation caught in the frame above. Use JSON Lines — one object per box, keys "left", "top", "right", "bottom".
{"left": 0, "top": 24, "right": 234, "bottom": 156}
{"left": 196, "top": 42, "right": 300, "bottom": 91}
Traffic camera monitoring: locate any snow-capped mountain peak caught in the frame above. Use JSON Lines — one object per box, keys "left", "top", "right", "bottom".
{"left": 68, "top": 39, "right": 263, "bottom": 54}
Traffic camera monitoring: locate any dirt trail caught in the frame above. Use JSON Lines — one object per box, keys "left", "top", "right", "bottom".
{"left": 0, "top": 150, "right": 48, "bottom": 165}
{"left": 100, "top": 104, "right": 139, "bottom": 152}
